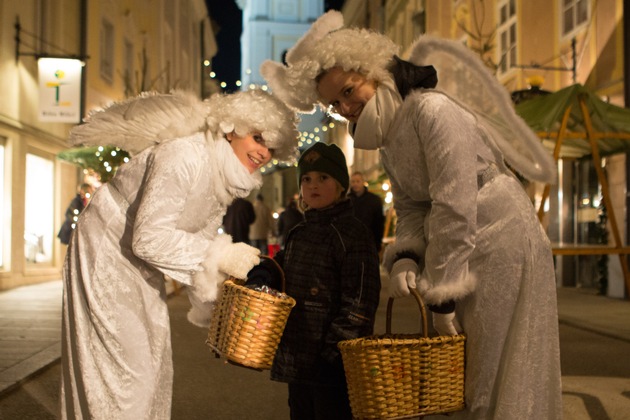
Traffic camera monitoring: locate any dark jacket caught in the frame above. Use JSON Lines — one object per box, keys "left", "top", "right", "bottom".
{"left": 222, "top": 198, "right": 255, "bottom": 243}
{"left": 348, "top": 187, "right": 385, "bottom": 252}
{"left": 252, "top": 199, "right": 381, "bottom": 386}
{"left": 57, "top": 194, "right": 87, "bottom": 245}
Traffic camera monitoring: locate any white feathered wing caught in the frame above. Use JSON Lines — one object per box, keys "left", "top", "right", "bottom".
{"left": 410, "top": 36, "right": 557, "bottom": 184}
{"left": 70, "top": 91, "right": 209, "bottom": 155}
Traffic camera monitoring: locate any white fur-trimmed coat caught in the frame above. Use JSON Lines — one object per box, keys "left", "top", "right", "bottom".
{"left": 381, "top": 90, "right": 562, "bottom": 419}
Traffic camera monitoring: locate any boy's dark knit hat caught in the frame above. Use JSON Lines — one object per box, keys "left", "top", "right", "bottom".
{"left": 297, "top": 142, "right": 349, "bottom": 192}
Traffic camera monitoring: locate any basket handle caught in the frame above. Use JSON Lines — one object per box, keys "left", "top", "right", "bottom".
{"left": 231, "top": 254, "right": 287, "bottom": 293}
{"left": 385, "top": 288, "right": 428, "bottom": 338}
{"left": 260, "top": 254, "right": 286, "bottom": 293}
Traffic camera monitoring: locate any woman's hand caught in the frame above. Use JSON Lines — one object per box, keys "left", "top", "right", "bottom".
{"left": 218, "top": 242, "right": 261, "bottom": 279}
{"left": 432, "top": 312, "right": 463, "bottom": 336}
{"left": 388, "top": 258, "right": 418, "bottom": 298}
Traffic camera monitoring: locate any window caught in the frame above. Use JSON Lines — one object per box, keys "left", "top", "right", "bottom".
{"left": 412, "top": 1, "right": 426, "bottom": 40}
{"left": 123, "top": 39, "right": 134, "bottom": 96}
{"left": 562, "top": 0, "right": 589, "bottom": 37}
{"left": 24, "top": 153, "right": 54, "bottom": 264}
{"left": 100, "top": 18, "right": 115, "bottom": 83}
{"left": 497, "top": 0, "right": 517, "bottom": 74}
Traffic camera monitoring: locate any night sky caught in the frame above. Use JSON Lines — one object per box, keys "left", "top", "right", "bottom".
{"left": 205, "top": 0, "right": 243, "bottom": 93}
{"left": 205, "top": 0, "right": 345, "bottom": 92}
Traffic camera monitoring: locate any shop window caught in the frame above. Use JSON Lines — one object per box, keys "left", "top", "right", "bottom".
{"left": 100, "top": 18, "right": 114, "bottom": 83}
{"left": 24, "top": 153, "right": 54, "bottom": 264}
{"left": 123, "top": 39, "right": 134, "bottom": 96}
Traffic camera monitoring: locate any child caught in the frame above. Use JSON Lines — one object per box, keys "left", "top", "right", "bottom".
{"left": 248, "top": 142, "right": 381, "bottom": 420}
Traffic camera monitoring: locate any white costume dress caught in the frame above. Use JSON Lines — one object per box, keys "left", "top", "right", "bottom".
{"left": 382, "top": 90, "right": 562, "bottom": 419}
{"left": 60, "top": 132, "right": 258, "bottom": 419}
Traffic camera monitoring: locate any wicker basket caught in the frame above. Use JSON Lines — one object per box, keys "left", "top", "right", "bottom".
{"left": 338, "top": 288, "right": 466, "bottom": 419}
{"left": 206, "top": 256, "right": 296, "bottom": 371}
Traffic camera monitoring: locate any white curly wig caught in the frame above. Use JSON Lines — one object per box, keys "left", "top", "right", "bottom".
{"left": 260, "top": 11, "right": 399, "bottom": 113}
{"left": 205, "top": 88, "right": 300, "bottom": 163}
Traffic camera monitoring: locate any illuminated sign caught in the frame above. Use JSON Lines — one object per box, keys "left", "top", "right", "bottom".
{"left": 38, "top": 58, "right": 82, "bottom": 123}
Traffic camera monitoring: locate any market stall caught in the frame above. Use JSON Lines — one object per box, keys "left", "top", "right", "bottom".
{"left": 516, "top": 84, "right": 630, "bottom": 295}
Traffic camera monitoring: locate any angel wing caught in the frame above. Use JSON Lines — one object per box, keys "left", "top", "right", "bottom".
{"left": 409, "top": 36, "right": 557, "bottom": 184}
{"left": 70, "top": 90, "right": 208, "bottom": 155}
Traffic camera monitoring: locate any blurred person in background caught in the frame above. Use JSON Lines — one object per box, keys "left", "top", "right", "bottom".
{"left": 347, "top": 171, "right": 384, "bottom": 254}
{"left": 249, "top": 193, "right": 275, "bottom": 254}
{"left": 223, "top": 197, "right": 255, "bottom": 244}
{"left": 57, "top": 183, "right": 94, "bottom": 245}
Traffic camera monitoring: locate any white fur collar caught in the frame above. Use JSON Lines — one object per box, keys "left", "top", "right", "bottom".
{"left": 351, "top": 77, "right": 402, "bottom": 150}
{"left": 207, "top": 131, "right": 262, "bottom": 204}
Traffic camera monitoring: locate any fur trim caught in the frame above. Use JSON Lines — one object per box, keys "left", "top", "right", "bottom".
{"left": 382, "top": 236, "right": 425, "bottom": 272}
{"left": 205, "top": 89, "right": 300, "bottom": 164}
{"left": 187, "top": 305, "right": 214, "bottom": 328}
{"left": 191, "top": 235, "right": 232, "bottom": 302}
{"left": 186, "top": 285, "right": 219, "bottom": 328}
{"left": 416, "top": 269, "right": 478, "bottom": 306}
{"left": 261, "top": 12, "right": 399, "bottom": 113}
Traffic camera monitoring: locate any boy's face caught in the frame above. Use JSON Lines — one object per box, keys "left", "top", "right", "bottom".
{"left": 300, "top": 171, "right": 342, "bottom": 210}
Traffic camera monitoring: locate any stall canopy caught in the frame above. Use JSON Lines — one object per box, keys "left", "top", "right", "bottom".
{"left": 515, "top": 83, "right": 630, "bottom": 296}
{"left": 516, "top": 84, "right": 630, "bottom": 158}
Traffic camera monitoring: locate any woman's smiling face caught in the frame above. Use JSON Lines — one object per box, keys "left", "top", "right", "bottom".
{"left": 227, "top": 132, "right": 273, "bottom": 173}
{"left": 317, "top": 67, "right": 377, "bottom": 123}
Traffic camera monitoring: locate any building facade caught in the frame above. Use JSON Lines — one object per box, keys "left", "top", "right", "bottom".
{"left": 0, "top": 0, "right": 214, "bottom": 290}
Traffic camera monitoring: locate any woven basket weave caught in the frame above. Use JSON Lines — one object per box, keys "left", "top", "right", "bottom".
{"left": 206, "top": 256, "right": 296, "bottom": 370}
{"left": 338, "top": 288, "right": 466, "bottom": 419}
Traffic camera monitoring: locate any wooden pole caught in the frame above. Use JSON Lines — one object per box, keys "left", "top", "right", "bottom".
{"left": 578, "top": 96, "right": 630, "bottom": 296}
{"left": 537, "top": 105, "right": 573, "bottom": 221}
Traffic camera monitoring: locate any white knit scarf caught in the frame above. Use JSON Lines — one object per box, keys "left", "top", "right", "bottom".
{"left": 351, "top": 77, "right": 403, "bottom": 150}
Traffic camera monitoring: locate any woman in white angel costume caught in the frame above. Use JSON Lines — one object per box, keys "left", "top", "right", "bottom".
{"left": 60, "top": 88, "right": 299, "bottom": 419}
{"left": 261, "top": 11, "right": 562, "bottom": 419}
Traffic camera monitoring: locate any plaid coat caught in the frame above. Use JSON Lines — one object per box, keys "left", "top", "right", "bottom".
{"left": 269, "top": 199, "right": 381, "bottom": 386}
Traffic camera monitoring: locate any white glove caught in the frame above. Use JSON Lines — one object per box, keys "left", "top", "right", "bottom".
{"left": 217, "top": 242, "right": 261, "bottom": 279}
{"left": 432, "top": 312, "right": 463, "bottom": 336}
{"left": 388, "top": 258, "right": 418, "bottom": 298}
